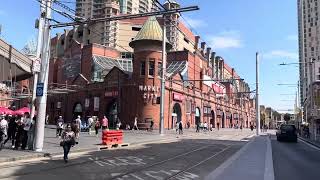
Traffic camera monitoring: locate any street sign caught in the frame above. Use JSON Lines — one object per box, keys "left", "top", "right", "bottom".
{"left": 36, "top": 83, "right": 44, "bottom": 97}
{"left": 32, "top": 57, "right": 41, "bottom": 73}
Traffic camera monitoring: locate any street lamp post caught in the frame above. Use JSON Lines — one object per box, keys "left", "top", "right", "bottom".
{"left": 256, "top": 52, "right": 260, "bottom": 135}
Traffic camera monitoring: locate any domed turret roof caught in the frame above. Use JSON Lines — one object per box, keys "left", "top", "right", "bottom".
{"left": 129, "top": 16, "right": 172, "bottom": 49}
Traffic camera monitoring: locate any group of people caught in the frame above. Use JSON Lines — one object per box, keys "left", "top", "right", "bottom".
{"left": 0, "top": 112, "right": 35, "bottom": 151}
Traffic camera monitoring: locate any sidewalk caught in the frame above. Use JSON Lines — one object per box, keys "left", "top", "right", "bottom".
{"left": 0, "top": 127, "right": 254, "bottom": 163}
{"left": 205, "top": 134, "right": 274, "bottom": 180}
{"left": 298, "top": 136, "right": 320, "bottom": 148}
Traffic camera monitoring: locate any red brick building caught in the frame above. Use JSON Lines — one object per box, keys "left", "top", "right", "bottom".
{"left": 47, "top": 16, "right": 256, "bottom": 129}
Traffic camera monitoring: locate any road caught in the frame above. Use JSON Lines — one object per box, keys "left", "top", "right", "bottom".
{"left": 0, "top": 137, "right": 248, "bottom": 180}
{"left": 272, "top": 136, "right": 320, "bottom": 180}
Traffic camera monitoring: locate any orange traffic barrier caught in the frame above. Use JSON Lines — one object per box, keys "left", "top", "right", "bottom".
{"left": 102, "top": 130, "right": 123, "bottom": 145}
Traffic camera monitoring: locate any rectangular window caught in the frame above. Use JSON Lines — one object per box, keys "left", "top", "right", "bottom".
{"left": 140, "top": 61, "right": 146, "bottom": 76}
{"left": 186, "top": 101, "right": 191, "bottom": 114}
{"left": 158, "top": 62, "right": 162, "bottom": 77}
{"left": 149, "top": 61, "right": 155, "bottom": 76}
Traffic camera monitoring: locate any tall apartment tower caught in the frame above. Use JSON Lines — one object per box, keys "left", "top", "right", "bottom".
{"left": 75, "top": 0, "right": 158, "bottom": 47}
{"left": 298, "top": 0, "right": 320, "bottom": 140}
{"left": 164, "top": 0, "right": 180, "bottom": 51}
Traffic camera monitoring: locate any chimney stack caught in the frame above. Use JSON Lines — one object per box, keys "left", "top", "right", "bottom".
{"left": 211, "top": 52, "right": 216, "bottom": 78}
{"left": 206, "top": 47, "right": 211, "bottom": 61}
{"left": 201, "top": 42, "right": 206, "bottom": 56}
{"left": 194, "top": 36, "right": 200, "bottom": 51}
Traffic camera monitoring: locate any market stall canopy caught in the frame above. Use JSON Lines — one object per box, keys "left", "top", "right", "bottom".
{"left": 14, "top": 107, "right": 32, "bottom": 115}
{"left": 0, "top": 38, "right": 33, "bottom": 81}
{"left": 0, "top": 106, "right": 14, "bottom": 115}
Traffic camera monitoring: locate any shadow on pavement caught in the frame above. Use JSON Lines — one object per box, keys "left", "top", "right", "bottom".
{"left": 0, "top": 138, "right": 249, "bottom": 180}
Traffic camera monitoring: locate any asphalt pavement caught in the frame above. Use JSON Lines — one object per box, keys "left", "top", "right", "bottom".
{"left": 271, "top": 135, "right": 320, "bottom": 180}
{"left": 0, "top": 137, "right": 247, "bottom": 180}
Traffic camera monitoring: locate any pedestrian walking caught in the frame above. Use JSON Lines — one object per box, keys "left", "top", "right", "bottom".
{"left": 87, "top": 116, "right": 94, "bottom": 134}
{"left": 94, "top": 119, "right": 101, "bottom": 137}
{"left": 21, "top": 113, "right": 32, "bottom": 150}
{"left": 133, "top": 115, "right": 139, "bottom": 130}
{"left": 74, "top": 116, "right": 81, "bottom": 139}
{"left": 101, "top": 115, "right": 109, "bottom": 130}
{"left": 176, "top": 121, "right": 179, "bottom": 134}
{"left": 179, "top": 121, "right": 183, "bottom": 134}
{"left": 250, "top": 124, "right": 254, "bottom": 131}
{"left": 14, "top": 117, "right": 24, "bottom": 150}
{"left": 0, "top": 115, "right": 8, "bottom": 150}
{"left": 56, "top": 116, "right": 64, "bottom": 137}
{"left": 217, "top": 122, "right": 220, "bottom": 131}
{"left": 196, "top": 122, "right": 200, "bottom": 132}
{"left": 149, "top": 120, "right": 154, "bottom": 131}
{"left": 116, "top": 118, "right": 122, "bottom": 130}
{"left": 203, "top": 121, "right": 208, "bottom": 132}
{"left": 60, "top": 124, "right": 76, "bottom": 163}
{"left": 187, "top": 121, "right": 190, "bottom": 129}
{"left": 4, "top": 116, "right": 17, "bottom": 148}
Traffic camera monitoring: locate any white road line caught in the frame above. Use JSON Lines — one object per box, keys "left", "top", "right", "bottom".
{"left": 264, "top": 137, "right": 275, "bottom": 180}
{"left": 299, "top": 138, "right": 320, "bottom": 151}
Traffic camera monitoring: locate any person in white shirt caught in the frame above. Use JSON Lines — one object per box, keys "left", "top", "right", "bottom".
{"left": 21, "top": 113, "right": 32, "bottom": 150}
{"left": 204, "top": 122, "right": 208, "bottom": 132}
{"left": 0, "top": 115, "right": 8, "bottom": 150}
{"left": 87, "top": 116, "right": 94, "bottom": 134}
{"left": 74, "top": 116, "right": 81, "bottom": 139}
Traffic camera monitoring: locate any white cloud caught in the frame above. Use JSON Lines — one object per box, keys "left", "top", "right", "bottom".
{"left": 207, "top": 30, "right": 243, "bottom": 49}
{"left": 263, "top": 50, "right": 298, "bottom": 60}
{"left": 182, "top": 17, "right": 207, "bottom": 28}
{"left": 286, "top": 35, "right": 298, "bottom": 41}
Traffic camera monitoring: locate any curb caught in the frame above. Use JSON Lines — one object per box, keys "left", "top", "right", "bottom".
{"left": 298, "top": 137, "right": 320, "bottom": 148}
{"left": 0, "top": 137, "right": 177, "bottom": 164}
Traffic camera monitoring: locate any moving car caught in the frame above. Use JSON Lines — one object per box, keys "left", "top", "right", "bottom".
{"left": 276, "top": 124, "right": 297, "bottom": 142}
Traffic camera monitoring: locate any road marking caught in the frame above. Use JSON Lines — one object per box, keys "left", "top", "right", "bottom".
{"left": 264, "top": 137, "right": 275, "bottom": 180}
{"left": 299, "top": 138, "right": 320, "bottom": 151}
{"left": 204, "top": 137, "right": 255, "bottom": 180}
{"left": 168, "top": 146, "right": 231, "bottom": 179}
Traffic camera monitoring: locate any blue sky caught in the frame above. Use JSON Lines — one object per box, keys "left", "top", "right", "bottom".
{"left": 0, "top": 0, "right": 299, "bottom": 112}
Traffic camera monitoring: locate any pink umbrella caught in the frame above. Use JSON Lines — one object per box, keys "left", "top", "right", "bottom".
{"left": 0, "top": 107, "right": 14, "bottom": 115}
{"left": 14, "top": 107, "right": 31, "bottom": 115}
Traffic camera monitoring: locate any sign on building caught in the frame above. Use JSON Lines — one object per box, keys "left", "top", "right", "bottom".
{"left": 85, "top": 98, "right": 90, "bottom": 108}
{"left": 94, "top": 97, "right": 99, "bottom": 111}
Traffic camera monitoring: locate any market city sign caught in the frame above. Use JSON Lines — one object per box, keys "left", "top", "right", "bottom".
{"left": 139, "top": 85, "right": 160, "bottom": 99}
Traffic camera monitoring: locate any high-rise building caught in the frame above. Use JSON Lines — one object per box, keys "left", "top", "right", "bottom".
{"left": 75, "top": 0, "right": 159, "bottom": 48}
{"left": 298, "top": 0, "right": 320, "bottom": 141}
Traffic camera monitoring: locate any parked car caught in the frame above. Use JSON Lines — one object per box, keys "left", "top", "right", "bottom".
{"left": 276, "top": 124, "right": 297, "bottom": 142}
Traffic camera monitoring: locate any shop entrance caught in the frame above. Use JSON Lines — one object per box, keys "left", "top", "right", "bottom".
{"left": 210, "top": 110, "right": 215, "bottom": 128}
{"left": 172, "top": 103, "right": 182, "bottom": 129}
{"left": 222, "top": 112, "right": 225, "bottom": 128}
{"left": 73, "top": 103, "right": 83, "bottom": 120}
{"left": 195, "top": 107, "right": 201, "bottom": 125}
{"left": 105, "top": 99, "right": 118, "bottom": 129}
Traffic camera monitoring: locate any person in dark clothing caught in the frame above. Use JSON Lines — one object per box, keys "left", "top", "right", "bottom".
{"left": 196, "top": 122, "right": 200, "bottom": 132}
{"left": 250, "top": 124, "right": 254, "bottom": 131}
{"left": 4, "top": 116, "right": 17, "bottom": 148}
{"left": 61, "top": 124, "right": 76, "bottom": 163}
{"left": 14, "top": 119, "right": 24, "bottom": 150}
{"left": 179, "top": 122, "right": 183, "bottom": 134}
{"left": 149, "top": 120, "right": 154, "bottom": 131}
{"left": 217, "top": 122, "right": 220, "bottom": 130}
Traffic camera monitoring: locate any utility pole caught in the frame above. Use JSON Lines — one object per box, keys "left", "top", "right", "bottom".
{"left": 256, "top": 52, "right": 260, "bottom": 135}
{"left": 159, "top": 17, "right": 166, "bottom": 135}
{"left": 30, "top": 0, "right": 46, "bottom": 121}
{"left": 34, "top": 0, "right": 52, "bottom": 152}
